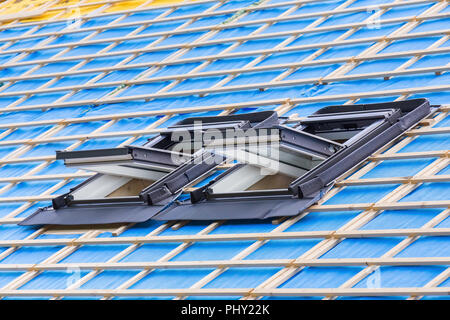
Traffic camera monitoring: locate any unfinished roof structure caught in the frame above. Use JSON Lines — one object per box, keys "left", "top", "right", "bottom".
{"left": 0, "top": 0, "right": 448, "bottom": 300}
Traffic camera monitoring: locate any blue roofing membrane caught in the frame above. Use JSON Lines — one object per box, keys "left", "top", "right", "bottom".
{"left": 0, "top": 0, "right": 447, "bottom": 300}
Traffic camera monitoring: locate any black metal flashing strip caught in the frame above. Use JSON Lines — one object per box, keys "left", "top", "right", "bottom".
{"left": 20, "top": 204, "right": 166, "bottom": 226}
{"left": 153, "top": 189, "right": 325, "bottom": 221}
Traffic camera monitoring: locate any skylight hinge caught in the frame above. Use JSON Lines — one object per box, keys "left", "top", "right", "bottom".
{"left": 190, "top": 186, "right": 207, "bottom": 203}
{"left": 144, "top": 186, "right": 172, "bottom": 205}
{"left": 141, "top": 153, "right": 226, "bottom": 205}
{"left": 52, "top": 193, "right": 71, "bottom": 210}
{"left": 291, "top": 176, "right": 325, "bottom": 198}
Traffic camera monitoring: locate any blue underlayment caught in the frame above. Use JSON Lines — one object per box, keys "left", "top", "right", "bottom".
{"left": 158, "top": 32, "right": 207, "bottom": 47}
{"left": 410, "top": 18, "right": 450, "bottom": 33}
{"left": 354, "top": 266, "right": 447, "bottom": 288}
{"left": 170, "top": 76, "right": 226, "bottom": 91}
{"left": 280, "top": 267, "right": 364, "bottom": 288}
{"left": 0, "top": 271, "right": 25, "bottom": 288}
{"left": 1, "top": 181, "right": 61, "bottom": 197}
{"left": 3, "top": 296, "right": 53, "bottom": 300}
{"left": 320, "top": 237, "right": 404, "bottom": 259}
{"left": 226, "top": 70, "right": 284, "bottom": 86}
{"left": 398, "top": 134, "right": 450, "bottom": 153}
{"left": 245, "top": 239, "right": 321, "bottom": 260}
{"left": 0, "top": 0, "right": 447, "bottom": 300}
{"left": 15, "top": 93, "right": 70, "bottom": 108}
{"left": 380, "top": 3, "right": 434, "bottom": 20}
{"left": 182, "top": 45, "right": 231, "bottom": 60}
{"left": 32, "top": 61, "right": 81, "bottom": 74}
{"left": 36, "top": 233, "right": 82, "bottom": 240}
{"left": 139, "top": 21, "right": 186, "bottom": 36}
{"left": 241, "top": 5, "right": 292, "bottom": 22}
{"left": 319, "top": 11, "right": 373, "bottom": 27}
{"left": 3, "top": 79, "right": 50, "bottom": 92}
{"left": 360, "top": 209, "right": 444, "bottom": 230}
{"left": 324, "top": 184, "right": 400, "bottom": 204}
{"left": 284, "top": 100, "right": 347, "bottom": 117}
{"left": 0, "top": 224, "right": 35, "bottom": 240}
{"left": 50, "top": 73, "right": 100, "bottom": 88}
{"left": 291, "top": 0, "right": 345, "bottom": 14}
{"left": 22, "top": 48, "right": 63, "bottom": 62}
{"left": 211, "top": 219, "right": 277, "bottom": 234}
{"left": 120, "top": 10, "right": 165, "bottom": 24}
{"left": 54, "top": 121, "right": 107, "bottom": 136}
{"left": 0, "top": 203, "right": 24, "bottom": 218}
{"left": 232, "top": 37, "right": 288, "bottom": 53}
{"left": 91, "top": 26, "right": 139, "bottom": 41}
{"left": 171, "top": 241, "right": 254, "bottom": 261}
{"left": 203, "top": 56, "right": 256, "bottom": 71}
{"left": 437, "top": 165, "right": 450, "bottom": 175}
{"left": 381, "top": 37, "right": 442, "bottom": 54}
{"left": 286, "top": 211, "right": 360, "bottom": 231}
{"left": 212, "top": 26, "right": 261, "bottom": 41}
{"left": 99, "top": 68, "right": 147, "bottom": 83}
{"left": 119, "top": 243, "right": 181, "bottom": 262}
{"left": 81, "top": 270, "right": 141, "bottom": 290}
{"left": 204, "top": 268, "right": 282, "bottom": 288}
{"left": 338, "top": 296, "right": 407, "bottom": 300}
{"left": 110, "top": 220, "right": 165, "bottom": 238}
{"left": 130, "top": 269, "right": 215, "bottom": 289}
{"left": 396, "top": 237, "right": 450, "bottom": 257}
{"left": 348, "top": 23, "right": 405, "bottom": 39}
{"left": 82, "top": 55, "right": 128, "bottom": 70}
{"left": 348, "top": 58, "right": 409, "bottom": 75}
{"left": 0, "top": 26, "right": 31, "bottom": 39}
{"left": 262, "top": 19, "right": 317, "bottom": 34}
{"left": 3, "top": 125, "right": 53, "bottom": 141}
{"left": 0, "top": 246, "right": 64, "bottom": 264}
{"left": 169, "top": 2, "right": 216, "bottom": 17}
{"left": 360, "top": 158, "right": 437, "bottom": 178}
{"left": 7, "top": 37, "right": 48, "bottom": 51}
{"left": 103, "top": 116, "right": 162, "bottom": 132}
{"left": 316, "top": 44, "right": 370, "bottom": 60}
{"left": 399, "top": 182, "right": 450, "bottom": 202}
{"left": 60, "top": 244, "right": 129, "bottom": 263}
{"left": 0, "top": 162, "right": 42, "bottom": 177}
{"left": 435, "top": 115, "right": 450, "bottom": 128}
{"left": 0, "top": 66, "right": 34, "bottom": 78}
{"left": 18, "top": 270, "right": 90, "bottom": 290}
{"left": 216, "top": 0, "right": 256, "bottom": 11}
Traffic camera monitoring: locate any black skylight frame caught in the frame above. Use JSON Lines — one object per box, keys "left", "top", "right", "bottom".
{"left": 20, "top": 98, "right": 434, "bottom": 226}
{"left": 152, "top": 98, "right": 434, "bottom": 221}
{"left": 20, "top": 111, "right": 279, "bottom": 226}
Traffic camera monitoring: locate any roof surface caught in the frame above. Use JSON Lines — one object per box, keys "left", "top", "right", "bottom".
{"left": 0, "top": 0, "right": 448, "bottom": 300}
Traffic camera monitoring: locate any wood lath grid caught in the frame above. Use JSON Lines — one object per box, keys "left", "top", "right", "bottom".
{"left": 0, "top": 0, "right": 447, "bottom": 300}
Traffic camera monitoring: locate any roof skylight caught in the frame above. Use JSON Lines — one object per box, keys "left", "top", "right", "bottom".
{"left": 20, "top": 99, "right": 433, "bottom": 226}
